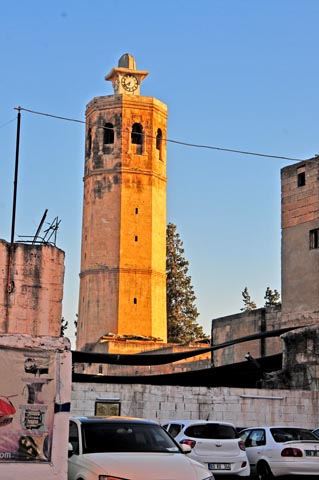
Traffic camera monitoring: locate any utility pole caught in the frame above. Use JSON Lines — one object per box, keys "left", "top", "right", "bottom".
{"left": 6, "top": 106, "right": 22, "bottom": 294}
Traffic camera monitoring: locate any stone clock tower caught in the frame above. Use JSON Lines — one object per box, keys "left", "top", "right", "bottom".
{"left": 76, "top": 54, "right": 168, "bottom": 351}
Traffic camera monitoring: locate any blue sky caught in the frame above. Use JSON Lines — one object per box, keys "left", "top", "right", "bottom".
{"left": 1, "top": 1, "right": 319, "bottom": 347}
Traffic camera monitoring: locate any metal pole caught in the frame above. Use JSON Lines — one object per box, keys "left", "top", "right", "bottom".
{"left": 10, "top": 106, "right": 22, "bottom": 245}
{"left": 7, "top": 107, "right": 21, "bottom": 294}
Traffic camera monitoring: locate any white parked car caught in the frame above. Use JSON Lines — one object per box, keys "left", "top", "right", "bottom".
{"left": 68, "top": 416, "right": 215, "bottom": 480}
{"left": 162, "top": 420, "right": 250, "bottom": 477}
{"left": 240, "top": 425, "right": 319, "bottom": 478}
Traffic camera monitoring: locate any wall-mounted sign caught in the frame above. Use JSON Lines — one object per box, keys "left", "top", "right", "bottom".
{"left": 95, "top": 398, "right": 121, "bottom": 416}
{"left": 0, "top": 347, "right": 55, "bottom": 462}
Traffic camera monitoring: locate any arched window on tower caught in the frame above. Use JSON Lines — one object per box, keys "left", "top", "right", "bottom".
{"left": 103, "top": 122, "right": 114, "bottom": 154}
{"left": 86, "top": 127, "right": 92, "bottom": 156}
{"left": 156, "top": 128, "right": 163, "bottom": 159}
{"left": 156, "top": 128, "right": 162, "bottom": 150}
{"left": 104, "top": 123, "right": 114, "bottom": 144}
{"left": 131, "top": 123, "right": 143, "bottom": 154}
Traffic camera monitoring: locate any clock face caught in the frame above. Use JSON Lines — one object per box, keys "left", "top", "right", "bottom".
{"left": 121, "top": 74, "right": 139, "bottom": 93}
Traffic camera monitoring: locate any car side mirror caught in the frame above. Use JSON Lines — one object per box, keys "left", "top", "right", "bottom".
{"left": 68, "top": 442, "right": 74, "bottom": 458}
{"left": 180, "top": 443, "right": 192, "bottom": 454}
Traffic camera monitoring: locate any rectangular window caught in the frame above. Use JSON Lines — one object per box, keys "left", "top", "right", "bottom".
{"left": 297, "top": 166, "right": 306, "bottom": 187}
{"left": 310, "top": 229, "right": 319, "bottom": 249}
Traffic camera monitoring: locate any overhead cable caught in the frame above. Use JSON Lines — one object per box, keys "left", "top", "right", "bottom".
{"left": 15, "top": 106, "right": 304, "bottom": 162}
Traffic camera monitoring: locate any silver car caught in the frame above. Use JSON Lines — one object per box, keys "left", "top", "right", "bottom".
{"left": 162, "top": 419, "right": 250, "bottom": 477}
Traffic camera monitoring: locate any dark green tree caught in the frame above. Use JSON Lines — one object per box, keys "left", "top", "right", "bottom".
{"left": 264, "top": 287, "right": 281, "bottom": 307}
{"left": 60, "top": 316, "right": 68, "bottom": 337}
{"left": 166, "top": 223, "right": 208, "bottom": 343}
{"left": 241, "top": 287, "right": 257, "bottom": 311}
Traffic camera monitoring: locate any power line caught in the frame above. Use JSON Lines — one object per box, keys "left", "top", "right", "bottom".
{"left": 16, "top": 106, "right": 305, "bottom": 163}
{"left": 0, "top": 117, "right": 16, "bottom": 129}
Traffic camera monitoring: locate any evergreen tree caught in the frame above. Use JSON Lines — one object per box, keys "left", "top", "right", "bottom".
{"left": 166, "top": 223, "right": 208, "bottom": 343}
{"left": 264, "top": 287, "right": 281, "bottom": 307}
{"left": 74, "top": 314, "right": 78, "bottom": 336}
{"left": 60, "top": 316, "right": 68, "bottom": 336}
{"left": 241, "top": 287, "right": 257, "bottom": 311}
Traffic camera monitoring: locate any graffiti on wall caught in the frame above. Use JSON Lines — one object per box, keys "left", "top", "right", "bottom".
{"left": 0, "top": 348, "right": 55, "bottom": 462}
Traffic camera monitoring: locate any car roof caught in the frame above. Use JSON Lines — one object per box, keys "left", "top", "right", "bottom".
{"left": 164, "top": 419, "right": 236, "bottom": 427}
{"left": 241, "top": 426, "right": 310, "bottom": 430}
{"left": 71, "top": 416, "right": 159, "bottom": 425}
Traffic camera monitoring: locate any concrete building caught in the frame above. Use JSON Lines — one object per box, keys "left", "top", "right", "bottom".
{"left": 0, "top": 238, "right": 71, "bottom": 479}
{"left": 281, "top": 157, "right": 319, "bottom": 314}
{"left": 0, "top": 239, "right": 65, "bottom": 336}
{"left": 212, "top": 156, "right": 319, "bottom": 367}
{"left": 77, "top": 54, "right": 168, "bottom": 351}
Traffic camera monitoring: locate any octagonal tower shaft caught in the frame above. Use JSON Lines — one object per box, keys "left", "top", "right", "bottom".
{"left": 76, "top": 94, "right": 168, "bottom": 350}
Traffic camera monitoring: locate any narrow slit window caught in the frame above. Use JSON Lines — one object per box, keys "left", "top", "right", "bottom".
{"left": 87, "top": 128, "right": 92, "bottom": 155}
{"left": 104, "top": 123, "right": 114, "bottom": 144}
{"left": 297, "top": 166, "right": 306, "bottom": 187}
{"left": 156, "top": 128, "right": 162, "bottom": 150}
{"left": 135, "top": 208, "right": 138, "bottom": 214}
{"left": 310, "top": 229, "right": 319, "bottom": 249}
{"left": 298, "top": 172, "right": 306, "bottom": 187}
{"left": 135, "top": 235, "right": 138, "bottom": 242}
{"left": 133, "top": 298, "right": 137, "bottom": 304}
{"left": 131, "top": 123, "right": 143, "bottom": 145}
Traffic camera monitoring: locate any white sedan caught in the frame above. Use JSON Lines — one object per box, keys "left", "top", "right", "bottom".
{"left": 68, "top": 416, "right": 215, "bottom": 480}
{"left": 162, "top": 419, "right": 250, "bottom": 476}
{"left": 240, "top": 425, "right": 319, "bottom": 478}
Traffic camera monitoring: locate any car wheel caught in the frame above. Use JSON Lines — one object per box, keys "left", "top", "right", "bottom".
{"left": 257, "top": 461, "right": 273, "bottom": 480}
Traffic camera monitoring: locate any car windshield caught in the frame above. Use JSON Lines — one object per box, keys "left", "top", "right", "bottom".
{"left": 184, "top": 423, "right": 237, "bottom": 439}
{"left": 270, "top": 428, "right": 318, "bottom": 443}
{"left": 81, "top": 422, "right": 182, "bottom": 454}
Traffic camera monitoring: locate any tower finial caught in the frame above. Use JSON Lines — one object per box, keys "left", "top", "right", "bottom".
{"left": 118, "top": 53, "right": 136, "bottom": 70}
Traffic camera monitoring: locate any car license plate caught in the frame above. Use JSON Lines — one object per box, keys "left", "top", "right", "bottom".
{"left": 306, "top": 450, "right": 319, "bottom": 456}
{"left": 208, "top": 463, "right": 231, "bottom": 470}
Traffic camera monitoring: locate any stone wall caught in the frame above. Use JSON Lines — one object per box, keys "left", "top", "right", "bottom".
{"left": 211, "top": 306, "right": 319, "bottom": 368}
{"left": 211, "top": 307, "right": 282, "bottom": 367}
{"left": 71, "top": 382, "right": 319, "bottom": 429}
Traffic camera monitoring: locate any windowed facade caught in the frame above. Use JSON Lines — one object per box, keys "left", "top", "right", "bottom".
{"left": 310, "top": 228, "right": 319, "bottom": 249}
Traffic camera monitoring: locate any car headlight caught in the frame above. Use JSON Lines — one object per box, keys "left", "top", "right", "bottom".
{"left": 99, "top": 476, "right": 130, "bottom": 480}
{"left": 202, "top": 476, "right": 215, "bottom": 480}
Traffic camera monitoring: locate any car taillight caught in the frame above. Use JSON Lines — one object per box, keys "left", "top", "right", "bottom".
{"left": 238, "top": 439, "right": 246, "bottom": 451}
{"left": 180, "top": 439, "right": 196, "bottom": 448}
{"left": 281, "top": 447, "right": 303, "bottom": 457}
